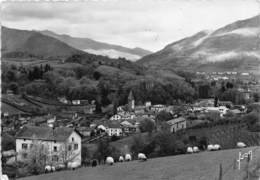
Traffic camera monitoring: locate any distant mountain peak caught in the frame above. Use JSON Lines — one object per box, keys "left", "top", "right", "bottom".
{"left": 138, "top": 15, "right": 260, "bottom": 74}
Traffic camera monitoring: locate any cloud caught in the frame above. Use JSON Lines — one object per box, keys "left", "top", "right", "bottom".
{"left": 2, "top": 0, "right": 260, "bottom": 51}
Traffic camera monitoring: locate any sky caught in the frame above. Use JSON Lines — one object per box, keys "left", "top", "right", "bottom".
{"left": 2, "top": 0, "right": 260, "bottom": 51}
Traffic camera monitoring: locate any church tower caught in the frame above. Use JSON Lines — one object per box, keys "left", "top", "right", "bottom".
{"left": 128, "top": 90, "right": 135, "bottom": 111}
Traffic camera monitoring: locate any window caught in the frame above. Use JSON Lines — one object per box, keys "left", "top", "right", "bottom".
{"left": 74, "top": 144, "right": 79, "bottom": 150}
{"left": 22, "top": 143, "right": 28, "bottom": 150}
{"left": 53, "top": 146, "right": 57, "bottom": 152}
{"left": 52, "top": 155, "right": 59, "bottom": 162}
{"left": 74, "top": 144, "right": 78, "bottom": 150}
{"left": 72, "top": 137, "right": 74, "bottom": 142}
{"left": 68, "top": 145, "right": 72, "bottom": 151}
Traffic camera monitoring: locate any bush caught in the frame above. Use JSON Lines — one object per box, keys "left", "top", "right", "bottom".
{"left": 243, "top": 112, "right": 260, "bottom": 132}
{"left": 153, "top": 132, "right": 176, "bottom": 156}
{"left": 139, "top": 118, "right": 155, "bottom": 133}
{"left": 131, "top": 134, "right": 146, "bottom": 157}
{"left": 2, "top": 133, "right": 15, "bottom": 151}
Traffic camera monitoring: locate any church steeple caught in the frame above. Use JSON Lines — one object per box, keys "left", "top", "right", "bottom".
{"left": 128, "top": 90, "right": 135, "bottom": 111}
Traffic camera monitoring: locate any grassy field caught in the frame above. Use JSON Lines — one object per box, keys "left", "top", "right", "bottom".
{"left": 19, "top": 146, "right": 260, "bottom": 180}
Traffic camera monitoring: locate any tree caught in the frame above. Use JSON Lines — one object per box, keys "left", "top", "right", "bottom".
{"left": 153, "top": 131, "right": 176, "bottom": 156}
{"left": 81, "top": 145, "right": 89, "bottom": 162}
{"left": 59, "top": 142, "right": 78, "bottom": 168}
{"left": 226, "top": 82, "right": 234, "bottom": 89}
{"left": 253, "top": 93, "right": 260, "bottom": 102}
{"left": 6, "top": 70, "right": 16, "bottom": 82}
{"left": 44, "top": 64, "right": 51, "bottom": 72}
{"left": 139, "top": 118, "right": 155, "bottom": 133}
{"left": 93, "top": 139, "right": 113, "bottom": 164}
{"left": 243, "top": 112, "right": 260, "bottom": 131}
{"left": 25, "top": 141, "right": 48, "bottom": 175}
{"left": 198, "top": 84, "right": 211, "bottom": 98}
{"left": 9, "top": 82, "right": 19, "bottom": 94}
{"left": 156, "top": 110, "right": 172, "bottom": 122}
{"left": 214, "top": 97, "right": 219, "bottom": 107}
{"left": 2, "top": 133, "right": 15, "bottom": 151}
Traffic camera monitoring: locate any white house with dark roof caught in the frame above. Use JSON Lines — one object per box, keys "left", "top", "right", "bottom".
{"left": 15, "top": 125, "right": 82, "bottom": 167}
{"left": 106, "top": 123, "right": 122, "bottom": 137}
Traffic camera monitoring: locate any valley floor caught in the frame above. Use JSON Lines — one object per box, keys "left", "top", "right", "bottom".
{"left": 19, "top": 146, "right": 260, "bottom": 180}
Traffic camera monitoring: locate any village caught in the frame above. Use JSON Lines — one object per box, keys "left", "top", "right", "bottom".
{"left": 2, "top": 78, "right": 260, "bottom": 179}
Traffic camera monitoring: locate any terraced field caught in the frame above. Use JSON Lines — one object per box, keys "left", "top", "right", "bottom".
{"left": 20, "top": 147, "right": 260, "bottom": 180}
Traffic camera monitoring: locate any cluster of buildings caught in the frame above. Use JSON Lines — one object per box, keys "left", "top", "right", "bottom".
{"left": 2, "top": 88, "right": 254, "bottom": 173}
{"left": 196, "top": 71, "right": 255, "bottom": 82}
{"left": 57, "top": 97, "right": 96, "bottom": 106}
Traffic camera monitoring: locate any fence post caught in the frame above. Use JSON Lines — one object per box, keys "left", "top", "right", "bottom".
{"left": 218, "top": 163, "right": 223, "bottom": 180}
{"left": 237, "top": 152, "right": 241, "bottom": 170}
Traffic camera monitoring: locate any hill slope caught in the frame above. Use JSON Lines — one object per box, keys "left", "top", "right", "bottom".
{"left": 20, "top": 147, "right": 260, "bottom": 180}
{"left": 1, "top": 26, "right": 84, "bottom": 59}
{"left": 139, "top": 15, "right": 260, "bottom": 74}
{"left": 40, "top": 30, "right": 152, "bottom": 61}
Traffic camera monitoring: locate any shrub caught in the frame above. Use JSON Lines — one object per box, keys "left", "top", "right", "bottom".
{"left": 139, "top": 118, "right": 155, "bottom": 133}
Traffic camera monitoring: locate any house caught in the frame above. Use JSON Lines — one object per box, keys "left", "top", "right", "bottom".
{"left": 151, "top": 104, "right": 166, "bottom": 113}
{"left": 145, "top": 101, "right": 152, "bottom": 107}
{"left": 166, "top": 117, "right": 186, "bottom": 133}
{"left": 137, "top": 112, "right": 155, "bottom": 119}
{"left": 72, "top": 100, "right": 81, "bottom": 105}
{"left": 106, "top": 123, "right": 122, "bottom": 137}
{"left": 110, "top": 114, "right": 122, "bottom": 121}
{"left": 241, "top": 72, "right": 249, "bottom": 76}
{"left": 97, "top": 124, "right": 107, "bottom": 131}
{"left": 6, "top": 89, "right": 14, "bottom": 95}
{"left": 58, "top": 97, "right": 69, "bottom": 104}
{"left": 134, "top": 106, "right": 146, "bottom": 114}
{"left": 15, "top": 126, "right": 82, "bottom": 166}
{"left": 218, "top": 101, "right": 233, "bottom": 108}
{"left": 76, "top": 127, "right": 92, "bottom": 137}
{"left": 117, "top": 111, "right": 136, "bottom": 120}
{"left": 195, "top": 99, "right": 215, "bottom": 107}
{"left": 47, "top": 116, "right": 56, "bottom": 128}
{"left": 84, "top": 105, "right": 96, "bottom": 114}
{"left": 120, "top": 120, "right": 136, "bottom": 135}
{"left": 205, "top": 106, "right": 228, "bottom": 117}
{"left": 117, "top": 106, "right": 125, "bottom": 113}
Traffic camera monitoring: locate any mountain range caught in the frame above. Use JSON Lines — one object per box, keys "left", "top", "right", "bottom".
{"left": 1, "top": 26, "right": 151, "bottom": 61}
{"left": 39, "top": 30, "right": 152, "bottom": 61}
{"left": 139, "top": 15, "right": 260, "bottom": 74}
{"left": 2, "top": 14, "right": 260, "bottom": 74}
{"left": 1, "top": 26, "right": 84, "bottom": 59}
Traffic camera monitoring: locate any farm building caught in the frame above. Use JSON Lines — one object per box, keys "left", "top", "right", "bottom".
{"left": 15, "top": 126, "right": 82, "bottom": 166}
{"left": 166, "top": 117, "right": 187, "bottom": 133}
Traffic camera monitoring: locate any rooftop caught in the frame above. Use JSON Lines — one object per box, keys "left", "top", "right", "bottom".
{"left": 167, "top": 117, "right": 186, "bottom": 125}
{"left": 16, "top": 125, "right": 77, "bottom": 142}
